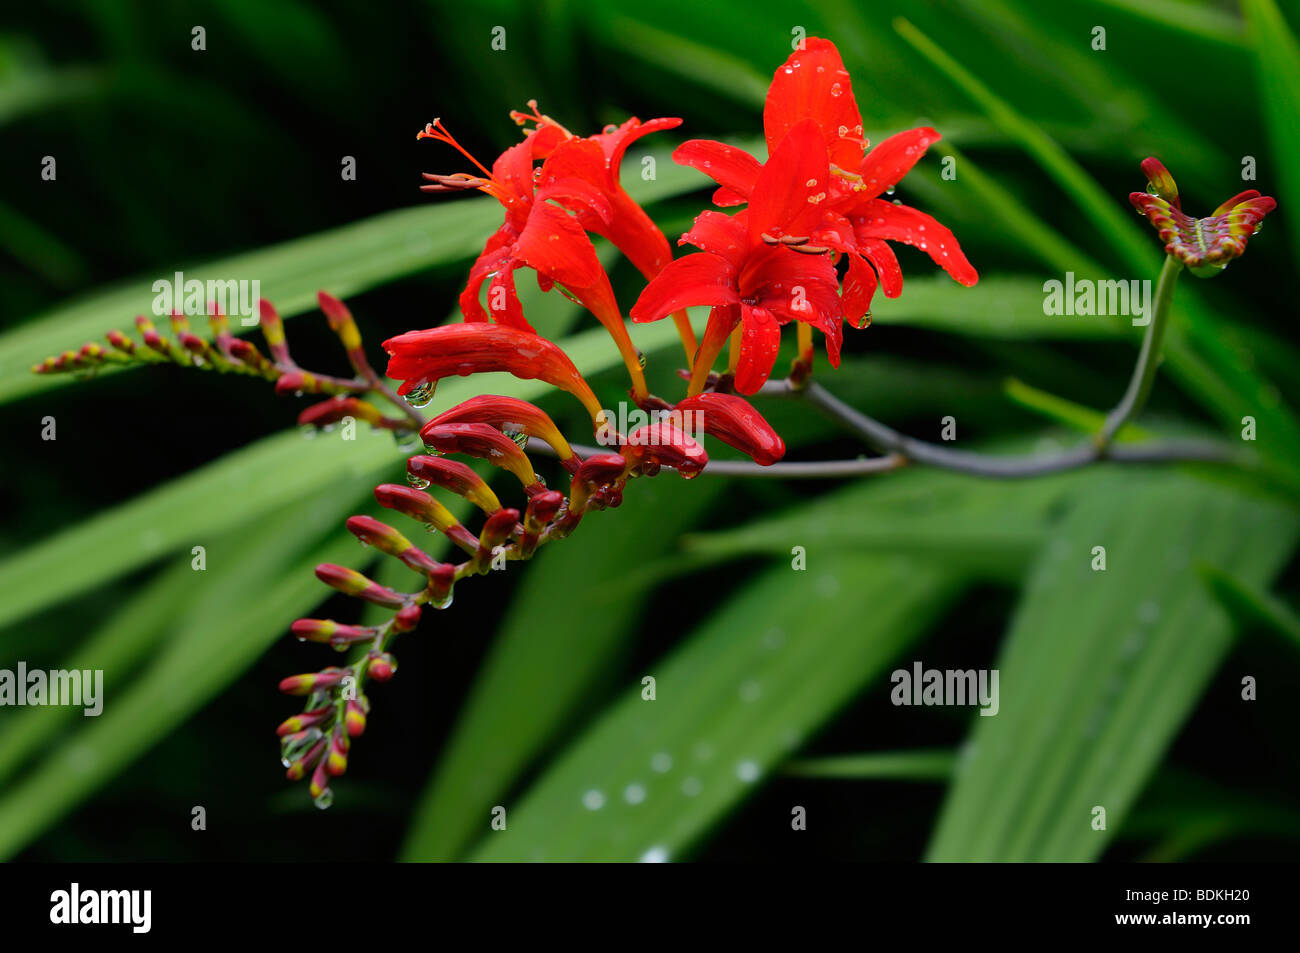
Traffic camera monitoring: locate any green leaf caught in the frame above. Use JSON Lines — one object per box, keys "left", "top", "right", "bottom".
{"left": 1200, "top": 564, "right": 1300, "bottom": 653}
{"left": 784, "top": 749, "right": 955, "bottom": 781}
{"left": 1243, "top": 0, "right": 1300, "bottom": 271}
{"left": 682, "top": 466, "right": 1089, "bottom": 584}
{"left": 465, "top": 552, "right": 961, "bottom": 861}
{"left": 926, "top": 469, "right": 1299, "bottom": 861}
{"left": 401, "top": 475, "right": 728, "bottom": 861}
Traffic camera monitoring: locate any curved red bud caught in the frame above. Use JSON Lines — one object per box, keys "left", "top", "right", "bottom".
{"left": 372, "top": 484, "right": 479, "bottom": 553}
{"left": 673, "top": 393, "right": 786, "bottom": 466}
{"left": 568, "top": 452, "right": 628, "bottom": 515}
{"left": 279, "top": 667, "right": 348, "bottom": 696}
{"left": 420, "top": 422, "right": 539, "bottom": 488}
{"left": 427, "top": 395, "right": 576, "bottom": 466}
{"left": 620, "top": 422, "right": 708, "bottom": 478}
{"left": 383, "top": 324, "right": 602, "bottom": 422}
{"left": 314, "top": 564, "right": 408, "bottom": 608}
{"left": 299, "top": 397, "right": 386, "bottom": 428}
{"left": 345, "top": 516, "right": 442, "bottom": 574}
{"left": 406, "top": 455, "right": 502, "bottom": 513}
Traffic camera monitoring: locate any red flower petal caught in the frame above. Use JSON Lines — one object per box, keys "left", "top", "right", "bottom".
{"left": 678, "top": 210, "right": 748, "bottom": 266}
{"left": 853, "top": 200, "right": 978, "bottom": 287}
{"left": 841, "top": 251, "right": 878, "bottom": 327}
{"left": 763, "top": 38, "right": 865, "bottom": 173}
{"left": 673, "top": 139, "right": 763, "bottom": 203}
{"left": 630, "top": 253, "right": 739, "bottom": 323}
{"left": 734, "top": 305, "right": 783, "bottom": 395}
{"left": 748, "top": 118, "right": 831, "bottom": 243}
{"left": 856, "top": 127, "right": 941, "bottom": 200}
{"left": 859, "top": 238, "right": 903, "bottom": 297}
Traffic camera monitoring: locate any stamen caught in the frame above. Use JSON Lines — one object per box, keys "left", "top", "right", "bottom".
{"left": 507, "top": 99, "right": 574, "bottom": 139}
{"left": 416, "top": 118, "right": 494, "bottom": 178}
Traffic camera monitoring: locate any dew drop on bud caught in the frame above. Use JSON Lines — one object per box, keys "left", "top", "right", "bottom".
{"left": 406, "top": 472, "right": 431, "bottom": 489}
{"left": 885, "top": 185, "right": 896, "bottom": 196}
{"left": 505, "top": 429, "right": 529, "bottom": 450}
{"left": 406, "top": 381, "right": 436, "bottom": 408}
{"left": 313, "top": 788, "right": 334, "bottom": 810}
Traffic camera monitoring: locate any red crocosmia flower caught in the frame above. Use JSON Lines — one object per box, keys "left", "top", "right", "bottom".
{"left": 517, "top": 104, "right": 685, "bottom": 279}
{"left": 672, "top": 37, "right": 977, "bottom": 325}
{"left": 418, "top": 119, "right": 608, "bottom": 333}
{"left": 631, "top": 122, "right": 844, "bottom": 396}
{"left": 673, "top": 392, "right": 786, "bottom": 466}
{"left": 1129, "top": 157, "right": 1276, "bottom": 277}
{"left": 383, "top": 323, "right": 604, "bottom": 423}
{"left": 419, "top": 109, "right": 681, "bottom": 397}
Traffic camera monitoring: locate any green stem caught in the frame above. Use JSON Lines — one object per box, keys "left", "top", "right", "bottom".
{"left": 1097, "top": 255, "right": 1183, "bottom": 447}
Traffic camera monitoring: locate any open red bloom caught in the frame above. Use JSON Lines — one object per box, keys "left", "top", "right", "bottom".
{"left": 419, "top": 107, "right": 683, "bottom": 396}
{"left": 631, "top": 121, "right": 843, "bottom": 395}
{"left": 672, "top": 37, "right": 977, "bottom": 325}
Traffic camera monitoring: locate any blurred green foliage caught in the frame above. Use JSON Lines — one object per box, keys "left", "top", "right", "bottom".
{"left": 1, "top": 0, "right": 1298, "bottom": 861}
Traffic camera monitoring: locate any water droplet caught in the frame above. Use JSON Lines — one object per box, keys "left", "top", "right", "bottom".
{"left": 830, "top": 82, "right": 842, "bottom": 97}
{"left": 422, "top": 441, "right": 446, "bottom": 457}
{"left": 624, "top": 783, "right": 646, "bottom": 805}
{"left": 504, "top": 429, "right": 530, "bottom": 450}
{"left": 582, "top": 789, "right": 605, "bottom": 811}
{"left": 406, "top": 472, "right": 431, "bottom": 489}
{"left": 394, "top": 430, "right": 421, "bottom": 453}
{"left": 736, "top": 760, "right": 760, "bottom": 783}
{"left": 651, "top": 752, "right": 672, "bottom": 773}
{"left": 639, "top": 846, "right": 670, "bottom": 863}
{"left": 602, "top": 124, "right": 618, "bottom": 134}
{"left": 280, "top": 756, "right": 292, "bottom": 768}
{"left": 406, "top": 381, "right": 436, "bottom": 408}
{"left": 313, "top": 788, "right": 334, "bottom": 810}
{"left": 885, "top": 185, "right": 896, "bottom": 196}
{"left": 681, "top": 776, "right": 702, "bottom": 797}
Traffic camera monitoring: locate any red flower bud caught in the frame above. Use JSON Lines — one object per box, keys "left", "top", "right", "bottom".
{"left": 299, "top": 397, "right": 385, "bottom": 428}
{"left": 392, "top": 603, "right": 423, "bottom": 633}
{"left": 420, "top": 422, "right": 540, "bottom": 488}
{"left": 673, "top": 392, "right": 785, "bottom": 466}
{"left": 290, "top": 618, "right": 378, "bottom": 646}
{"left": 278, "top": 667, "right": 348, "bottom": 696}
{"left": 372, "top": 484, "right": 480, "bottom": 553}
{"left": 314, "top": 564, "right": 408, "bottom": 608}
{"left": 345, "top": 698, "right": 368, "bottom": 737}
{"left": 345, "top": 516, "right": 442, "bottom": 574}
{"left": 382, "top": 324, "right": 603, "bottom": 422}
{"left": 426, "top": 563, "right": 456, "bottom": 608}
{"left": 405, "top": 456, "right": 501, "bottom": 513}
{"left": 427, "top": 395, "right": 577, "bottom": 468}
{"left": 620, "top": 423, "right": 708, "bottom": 478}
{"left": 367, "top": 652, "right": 398, "bottom": 682}
{"left": 276, "top": 706, "right": 332, "bottom": 736}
